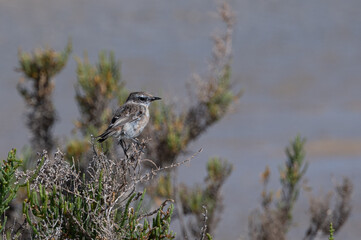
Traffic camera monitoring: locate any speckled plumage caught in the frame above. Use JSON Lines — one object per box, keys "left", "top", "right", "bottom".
{"left": 97, "top": 103, "right": 149, "bottom": 141}
{"left": 97, "top": 92, "right": 161, "bottom": 151}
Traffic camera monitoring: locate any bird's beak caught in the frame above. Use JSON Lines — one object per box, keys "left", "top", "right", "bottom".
{"left": 151, "top": 96, "right": 162, "bottom": 101}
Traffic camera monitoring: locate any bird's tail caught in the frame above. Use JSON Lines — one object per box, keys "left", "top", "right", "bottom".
{"left": 97, "top": 129, "right": 112, "bottom": 143}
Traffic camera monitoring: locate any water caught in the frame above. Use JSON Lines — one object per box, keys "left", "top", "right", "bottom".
{"left": 1, "top": 0, "right": 361, "bottom": 239}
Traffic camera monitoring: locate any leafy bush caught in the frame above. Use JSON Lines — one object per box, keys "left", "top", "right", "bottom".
{"left": 1, "top": 146, "right": 184, "bottom": 239}
{"left": 17, "top": 42, "right": 72, "bottom": 152}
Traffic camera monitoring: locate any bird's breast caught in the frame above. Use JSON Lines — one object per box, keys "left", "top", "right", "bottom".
{"left": 122, "top": 113, "right": 149, "bottom": 138}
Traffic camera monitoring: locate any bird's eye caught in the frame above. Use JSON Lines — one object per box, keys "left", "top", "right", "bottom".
{"left": 139, "top": 97, "right": 146, "bottom": 101}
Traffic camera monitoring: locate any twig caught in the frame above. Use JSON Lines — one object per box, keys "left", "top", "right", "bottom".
{"left": 200, "top": 206, "right": 209, "bottom": 240}
{"left": 137, "top": 199, "right": 174, "bottom": 221}
{"left": 134, "top": 148, "right": 202, "bottom": 186}
{"left": 140, "top": 158, "right": 158, "bottom": 169}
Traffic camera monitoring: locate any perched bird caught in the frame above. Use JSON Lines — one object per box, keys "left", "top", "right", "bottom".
{"left": 97, "top": 91, "right": 161, "bottom": 157}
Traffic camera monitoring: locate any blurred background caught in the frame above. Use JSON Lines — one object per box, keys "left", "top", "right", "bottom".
{"left": 1, "top": 0, "right": 361, "bottom": 239}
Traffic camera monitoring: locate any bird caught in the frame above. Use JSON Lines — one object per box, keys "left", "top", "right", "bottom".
{"left": 97, "top": 91, "right": 161, "bottom": 157}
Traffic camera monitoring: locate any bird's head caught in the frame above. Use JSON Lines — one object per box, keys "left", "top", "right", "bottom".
{"left": 126, "top": 92, "right": 161, "bottom": 105}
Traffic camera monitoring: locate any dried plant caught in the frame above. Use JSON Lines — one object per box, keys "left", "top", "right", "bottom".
{"left": 304, "top": 178, "right": 353, "bottom": 240}
{"left": 17, "top": 42, "right": 72, "bottom": 153}
{"left": 144, "top": 2, "right": 241, "bottom": 167}
{"left": 249, "top": 136, "right": 308, "bottom": 240}
{"left": 249, "top": 136, "right": 353, "bottom": 240}
{"left": 3, "top": 142, "right": 200, "bottom": 239}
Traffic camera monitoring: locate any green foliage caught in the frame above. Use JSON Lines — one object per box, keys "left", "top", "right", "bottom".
{"left": 206, "top": 157, "right": 233, "bottom": 183}
{"left": 76, "top": 51, "right": 120, "bottom": 100}
{"left": 249, "top": 136, "right": 309, "bottom": 240}
{"left": 147, "top": 66, "right": 237, "bottom": 158}
{"left": 329, "top": 222, "right": 335, "bottom": 240}
{"left": 119, "top": 192, "right": 175, "bottom": 239}
{"left": 205, "top": 64, "right": 234, "bottom": 121}
{"left": 151, "top": 157, "right": 232, "bottom": 235}
{"left": 179, "top": 158, "right": 232, "bottom": 232}
{"left": 23, "top": 184, "right": 174, "bottom": 239}
{"left": 203, "top": 158, "right": 232, "bottom": 217}
{"left": 148, "top": 206, "right": 174, "bottom": 239}
{"left": 161, "top": 110, "right": 188, "bottom": 155}
{"left": 23, "top": 181, "right": 103, "bottom": 238}
{"left": 17, "top": 41, "right": 72, "bottom": 152}
{"left": 282, "top": 135, "right": 307, "bottom": 186}
{"left": 180, "top": 185, "right": 203, "bottom": 213}
{"left": 146, "top": 66, "right": 237, "bottom": 164}
{"left": 75, "top": 51, "right": 126, "bottom": 135}
{"left": 278, "top": 135, "right": 308, "bottom": 224}
{"left": 18, "top": 41, "right": 72, "bottom": 82}
{"left": 68, "top": 51, "right": 126, "bottom": 162}
{"left": 0, "top": 149, "right": 22, "bottom": 231}
{"left": 20, "top": 150, "right": 176, "bottom": 239}
{"left": 147, "top": 100, "right": 189, "bottom": 163}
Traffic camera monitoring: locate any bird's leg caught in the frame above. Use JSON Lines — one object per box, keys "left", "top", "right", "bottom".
{"left": 119, "top": 139, "right": 129, "bottom": 158}
{"left": 131, "top": 138, "right": 145, "bottom": 153}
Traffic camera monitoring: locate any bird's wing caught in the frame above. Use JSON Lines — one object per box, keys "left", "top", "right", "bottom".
{"left": 97, "top": 104, "right": 146, "bottom": 142}
{"left": 108, "top": 104, "right": 145, "bottom": 129}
